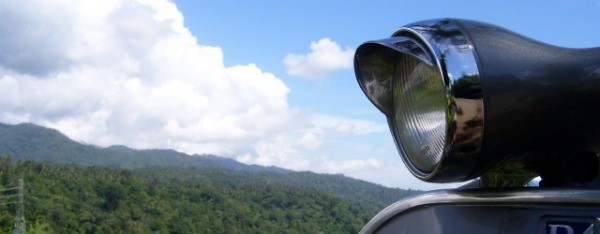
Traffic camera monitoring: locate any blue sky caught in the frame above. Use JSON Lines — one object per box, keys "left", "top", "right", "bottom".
{"left": 0, "top": 0, "right": 598, "bottom": 190}
{"left": 174, "top": 0, "right": 600, "bottom": 128}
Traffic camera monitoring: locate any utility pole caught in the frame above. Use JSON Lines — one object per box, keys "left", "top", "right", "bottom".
{"left": 13, "top": 179, "right": 25, "bottom": 234}
{"left": 14, "top": 179, "right": 26, "bottom": 234}
{"left": 0, "top": 179, "right": 26, "bottom": 234}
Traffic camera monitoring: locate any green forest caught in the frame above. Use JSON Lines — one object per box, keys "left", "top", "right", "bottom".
{"left": 0, "top": 158, "right": 415, "bottom": 233}
{"left": 0, "top": 123, "right": 418, "bottom": 233}
{"left": 0, "top": 158, "right": 356, "bottom": 233}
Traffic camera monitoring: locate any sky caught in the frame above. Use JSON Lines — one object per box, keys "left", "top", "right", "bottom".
{"left": 0, "top": 0, "right": 599, "bottom": 190}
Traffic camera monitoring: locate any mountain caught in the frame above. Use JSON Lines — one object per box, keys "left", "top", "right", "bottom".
{"left": 0, "top": 123, "right": 419, "bottom": 223}
{"left": 0, "top": 122, "right": 286, "bottom": 173}
{"left": 0, "top": 159, "right": 374, "bottom": 233}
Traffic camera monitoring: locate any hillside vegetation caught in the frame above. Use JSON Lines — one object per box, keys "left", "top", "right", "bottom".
{"left": 0, "top": 158, "right": 381, "bottom": 233}
{"left": 0, "top": 123, "right": 277, "bottom": 172}
{"left": 0, "top": 123, "right": 419, "bottom": 233}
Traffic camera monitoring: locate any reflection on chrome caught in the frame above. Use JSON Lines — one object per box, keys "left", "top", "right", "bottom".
{"left": 526, "top": 176, "right": 541, "bottom": 187}
{"left": 355, "top": 19, "right": 485, "bottom": 181}
{"left": 359, "top": 189, "right": 600, "bottom": 234}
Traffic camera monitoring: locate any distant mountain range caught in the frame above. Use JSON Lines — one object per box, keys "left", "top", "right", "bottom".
{"left": 0, "top": 122, "right": 418, "bottom": 212}
{"left": 0, "top": 122, "right": 286, "bottom": 172}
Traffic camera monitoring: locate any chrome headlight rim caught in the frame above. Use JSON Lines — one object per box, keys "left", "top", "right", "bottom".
{"left": 354, "top": 19, "right": 485, "bottom": 182}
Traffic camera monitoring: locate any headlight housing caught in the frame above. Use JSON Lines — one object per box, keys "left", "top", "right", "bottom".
{"left": 355, "top": 20, "right": 483, "bottom": 182}
{"left": 355, "top": 19, "right": 600, "bottom": 185}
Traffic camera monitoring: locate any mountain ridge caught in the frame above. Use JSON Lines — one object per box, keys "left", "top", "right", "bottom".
{"left": 0, "top": 122, "right": 418, "bottom": 213}
{"left": 0, "top": 122, "right": 289, "bottom": 173}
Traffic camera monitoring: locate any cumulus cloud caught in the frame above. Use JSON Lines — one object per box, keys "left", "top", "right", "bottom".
{"left": 0, "top": 0, "right": 292, "bottom": 156}
{"left": 310, "top": 115, "right": 386, "bottom": 135}
{"left": 0, "top": 0, "right": 401, "bottom": 187}
{"left": 236, "top": 114, "right": 387, "bottom": 173}
{"left": 284, "top": 38, "right": 354, "bottom": 79}
{"left": 294, "top": 132, "right": 322, "bottom": 150}
{"left": 319, "top": 158, "right": 383, "bottom": 173}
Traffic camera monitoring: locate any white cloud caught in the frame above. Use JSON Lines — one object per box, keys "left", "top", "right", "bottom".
{"left": 0, "top": 0, "right": 426, "bottom": 189}
{"left": 284, "top": 38, "right": 354, "bottom": 79}
{"left": 310, "top": 114, "right": 387, "bottom": 135}
{"left": 319, "top": 158, "right": 383, "bottom": 173}
{"left": 294, "top": 132, "right": 322, "bottom": 150}
{"left": 236, "top": 114, "right": 387, "bottom": 174}
{"left": 237, "top": 136, "right": 385, "bottom": 175}
{"left": 0, "top": 0, "right": 375, "bottom": 163}
{"left": 0, "top": 0, "right": 293, "bottom": 157}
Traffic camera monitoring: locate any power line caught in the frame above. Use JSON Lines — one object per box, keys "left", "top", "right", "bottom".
{"left": 14, "top": 179, "right": 25, "bottom": 234}
{"left": 0, "top": 202, "right": 17, "bottom": 206}
{"left": 0, "top": 194, "right": 19, "bottom": 199}
{"left": 0, "top": 179, "right": 26, "bottom": 234}
{"left": 0, "top": 187, "right": 19, "bottom": 192}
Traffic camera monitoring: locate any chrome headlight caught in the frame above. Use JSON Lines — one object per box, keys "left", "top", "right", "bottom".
{"left": 355, "top": 19, "right": 600, "bottom": 185}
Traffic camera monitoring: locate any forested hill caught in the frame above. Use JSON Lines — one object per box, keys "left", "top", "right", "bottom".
{"left": 0, "top": 122, "right": 420, "bottom": 232}
{"left": 0, "top": 122, "right": 286, "bottom": 172}
{"left": 0, "top": 159, "right": 378, "bottom": 233}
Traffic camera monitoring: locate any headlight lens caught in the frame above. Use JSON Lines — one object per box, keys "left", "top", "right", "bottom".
{"left": 355, "top": 19, "right": 485, "bottom": 182}
{"left": 392, "top": 55, "right": 447, "bottom": 173}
